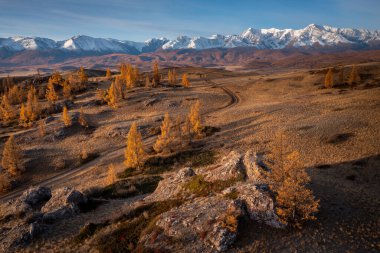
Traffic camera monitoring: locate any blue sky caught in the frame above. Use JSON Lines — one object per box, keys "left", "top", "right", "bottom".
{"left": 1, "top": 0, "right": 379, "bottom": 41}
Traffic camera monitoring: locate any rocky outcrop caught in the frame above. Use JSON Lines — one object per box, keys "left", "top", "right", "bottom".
{"left": 243, "top": 150, "right": 268, "bottom": 183}
{"left": 42, "top": 187, "right": 87, "bottom": 222}
{"left": 198, "top": 151, "right": 244, "bottom": 182}
{"left": 144, "top": 167, "right": 195, "bottom": 202}
{"left": 222, "top": 183, "right": 283, "bottom": 228}
{"left": 1, "top": 186, "right": 51, "bottom": 217}
{"left": 141, "top": 196, "right": 243, "bottom": 252}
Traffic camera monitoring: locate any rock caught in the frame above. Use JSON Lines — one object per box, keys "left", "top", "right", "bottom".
{"left": 223, "top": 183, "right": 283, "bottom": 228}
{"left": 42, "top": 187, "right": 87, "bottom": 222}
{"left": 141, "top": 196, "right": 242, "bottom": 252}
{"left": 199, "top": 151, "right": 244, "bottom": 182}
{"left": 29, "top": 222, "right": 47, "bottom": 239}
{"left": 22, "top": 186, "right": 52, "bottom": 207}
{"left": 1, "top": 186, "right": 51, "bottom": 217}
{"left": 144, "top": 167, "right": 195, "bottom": 202}
{"left": 243, "top": 150, "right": 268, "bottom": 183}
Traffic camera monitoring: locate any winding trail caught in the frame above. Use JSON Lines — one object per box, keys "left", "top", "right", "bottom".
{"left": 0, "top": 80, "right": 240, "bottom": 203}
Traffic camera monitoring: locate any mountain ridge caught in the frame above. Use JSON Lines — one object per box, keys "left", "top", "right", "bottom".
{"left": 1, "top": 24, "right": 379, "bottom": 53}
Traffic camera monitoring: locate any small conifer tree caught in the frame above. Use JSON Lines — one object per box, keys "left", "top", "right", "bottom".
{"left": 0, "top": 95, "right": 16, "bottom": 122}
{"left": 19, "top": 103, "right": 28, "bottom": 127}
{"left": 62, "top": 106, "right": 72, "bottom": 127}
{"left": 153, "top": 112, "right": 172, "bottom": 153}
{"left": 106, "top": 164, "right": 117, "bottom": 185}
{"left": 189, "top": 100, "right": 202, "bottom": 136}
{"left": 26, "top": 86, "right": 39, "bottom": 121}
{"left": 106, "top": 68, "right": 112, "bottom": 79}
{"left": 63, "top": 80, "right": 72, "bottom": 100}
{"left": 124, "top": 122, "right": 145, "bottom": 169}
{"left": 182, "top": 73, "right": 190, "bottom": 88}
{"left": 107, "top": 82, "right": 119, "bottom": 108}
{"left": 46, "top": 80, "right": 58, "bottom": 105}
{"left": 78, "top": 66, "right": 88, "bottom": 86}
{"left": 1, "top": 135, "right": 24, "bottom": 177}
{"left": 145, "top": 76, "right": 151, "bottom": 88}
{"left": 324, "top": 68, "right": 334, "bottom": 88}
{"left": 78, "top": 107, "right": 89, "bottom": 128}
{"left": 153, "top": 61, "right": 160, "bottom": 84}
{"left": 348, "top": 65, "right": 360, "bottom": 86}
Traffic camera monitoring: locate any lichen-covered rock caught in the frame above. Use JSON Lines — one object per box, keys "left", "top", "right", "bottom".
{"left": 141, "top": 196, "right": 242, "bottom": 252}
{"left": 144, "top": 167, "right": 195, "bottom": 202}
{"left": 41, "top": 187, "right": 87, "bottom": 222}
{"left": 243, "top": 150, "right": 267, "bottom": 183}
{"left": 223, "top": 183, "right": 283, "bottom": 228}
{"left": 199, "top": 151, "right": 244, "bottom": 182}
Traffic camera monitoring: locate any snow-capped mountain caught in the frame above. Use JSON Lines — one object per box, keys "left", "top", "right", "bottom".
{"left": 1, "top": 24, "right": 379, "bottom": 54}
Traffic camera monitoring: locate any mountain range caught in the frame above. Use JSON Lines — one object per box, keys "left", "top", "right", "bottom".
{"left": 1, "top": 24, "right": 380, "bottom": 54}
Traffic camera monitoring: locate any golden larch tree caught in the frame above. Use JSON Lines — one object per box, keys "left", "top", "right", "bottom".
{"left": 153, "top": 61, "right": 160, "bottom": 84}
{"left": 265, "top": 134, "right": 319, "bottom": 228}
{"left": 46, "top": 79, "right": 58, "bottom": 105}
{"left": 78, "top": 66, "right": 88, "bottom": 86}
{"left": 1, "top": 135, "right": 24, "bottom": 177}
{"left": 78, "top": 107, "right": 89, "bottom": 128}
{"left": 106, "top": 68, "right": 112, "bottom": 79}
{"left": 189, "top": 100, "right": 202, "bottom": 136}
{"left": 107, "top": 82, "right": 119, "bottom": 108}
{"left": 153, "top": 112, "right": 172, "bottom": 153}
{"left": 105, "top": 164, "right": 117, "bottom": 185}
{"left": 324, "top": 68, "right": 334, "bottom": 88}
{"left": 348, "top": 65, "right": 360, "bottom": 86}
{"left": 19, "top": 103, "right": 28, "bottom": 127}
{"left": 124, "top": 122, "right": 145, "bottom": 169}
{"left": 63, "top": 80, "right": 72, "bottom": 100}
{"left": 62, "top": 106, "right": 72, "bottom": 127}
{"left": 182, "top": 73, "right": 190, "bottom": 88}
{"left": 0, "top": 95, "right": 16, "bottom": 122}
{"left": 39, "top": 120, "right": 46, "bottom": 137}
{"left": 145, "top": 76, "right": 151, "bottom": 88}
{"left": 26, "top": 86, "right": 39, "bottom": 121}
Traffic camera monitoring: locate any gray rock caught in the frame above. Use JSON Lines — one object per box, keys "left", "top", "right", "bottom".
{"left": 243, "top": 150, "right": 268, "bottom": 183}
{"left": 142, "top": 196, "right": 242, "bottom": 252}
{"left": 29, "top": 222, "right": 47, "bottom": 239}
{"left": 1, "top": 186, "right": 51, "bottom": 217}
{"left": 42, "top": 187, "right": 87, "bottom": 222}
{"left": 144, "top": 167, "right": 195, "bottom": 202}
{"left": 223, "top": 183, "right": 284, "bottom": 228}
{"left": 199, "top": 151, "right": 244, "bottom": 182}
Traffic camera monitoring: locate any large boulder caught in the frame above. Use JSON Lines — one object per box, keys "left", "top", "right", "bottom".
{"left": 141, "top": 196, "right": 243, "bottom": 252}
{"left": 144, "top": 167, "right": 195, "bottom": 202}
{"left": 199, "top": 151, "right": 244, "bottom": 182}
{"left": 1, "top": 186, "right": 51, "bottom": 217}
{"left": 223, "top": 183, "right": 283, "bottom": 228}
{"left": 243, "top": 150, "right": 268, "bottom": 183}
{"left": 42, "top": 187, "right": 87, "bottom": 222}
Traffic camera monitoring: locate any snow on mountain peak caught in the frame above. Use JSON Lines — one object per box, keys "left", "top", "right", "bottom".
{"left": 0, "top": 24, "right": 379, "bottom": 53}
